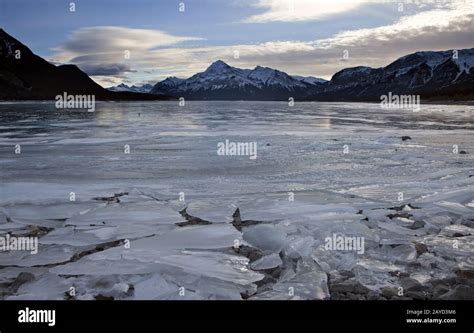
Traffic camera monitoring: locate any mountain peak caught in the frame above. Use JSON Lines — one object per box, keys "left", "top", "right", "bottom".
{"left": 162, "top": 76, "right": 184, "bottom": 85}
{"left": 164, "top": 76, "right": 182, "bottom": 82}
{"left": 253, "top": 65, "right": 273, "bottom": 72}
{"left": 0, "top": 29, "right": 25, "bottom": 57}
{"left": 206, "top": 60, "right": 231, "bottom": 72}
{"left": 293, "top": 75, "right": 327, "bottom": 85}
{"left": 0, "top": 28, "right": 9, "bottom": 37}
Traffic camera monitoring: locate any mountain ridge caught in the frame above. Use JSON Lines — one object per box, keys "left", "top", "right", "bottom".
{"left": 0, "top": 29, "right": 173, "bottom": 101}
{"left": 309, "top": 49, "right": 474, "bottom": 101}
{"left": 150, "top": 50, "right": 474, "bottom": 101}
{"left": 108, "top": 83, "right": 154, "bottom": 94}
{"left": 0, "top": 28, "right": 472, "bottom": 102}
{"left": 150, "top": 61, "right": 326, "bottom": 100}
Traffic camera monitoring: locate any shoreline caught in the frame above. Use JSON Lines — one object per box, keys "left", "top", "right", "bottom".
{"left": 1, "top": 99, "right": 473, "bottom": 106}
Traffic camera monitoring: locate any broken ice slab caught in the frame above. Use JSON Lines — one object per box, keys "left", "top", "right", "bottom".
{"left": 248, "top": 289, "right": 305, "bottom": 300}
{"left": 1, "top": 217, "right": 65, "bottom": 229}
{"left": 0, "top": 182, "right": 131, "bottom": 206}
{"left": 243, "top": 224, "right": 287, "bottom": 254}
{"left": 306, "top": 219, "right": 377, "bottom": 247}
{"left": 156, "top": 265, "right": 258, "bottom": 300}
{"left": 0, "top": 244, "right": 75, "bottom": 267}
{"left": 367, "top": 244, "right": 417, "bottom": 264}
{"left": 420, "top": 214, "right": 453, "bottom": 229}
{"left": 39, "top": 226, "right": 118, "bottom": 246}
{"left": 250, "top": 253, "right": 282, "bottom": 270}
{"left": 0, "top": 222, "right": 25, "bottom": 231}
{"left": 109, "top": 188, "right": 159, "bottom": 204}
{"left": 433, "top": 201, "right": 474, "bottom": 215}
{"left": 421, "top": 234, "right": 473, "bottom": 257}
{"left": 40, "top": 223, "right": 174, "bottom": 247}
{"left": 377, "top": 221, "right": 427, "bottom": 236}
{"left": 184, "top": 199, "right": 239, "bottom": 223}
{"left": 417, "top": 253, "right": 456, "bottom": 271}
{"left": 355, "top": 258, "right": 404, "bottom": 273}
{"left": 181, "top": 275, "right": 248, "bottom": 300}
{"left": 6, "top": 273, "right": 70, "bottom": 300}
{"left": 52, "top": 250, "right": 264, "bottom": 286}
{"left": 349, "top": 259, "right": 403, "bottom": 292}
{"left": 50, "top": 258, "right": 163, "bottom": 275}
{"left": 45, "top": 223, "right": 258, "bottom": 286}
{"left": 283, "top": 235, "right": 315, "bottom": 259}
{"left": 3, "top": 202, "right": 103, "bottom": 222}
{"left": 132, "top": 274, "right": 179, "bottom": 300}
{"left": 439, "top": 224, "right": 473, "bottom": 237}
{"left": 363, "top": 209, "right": 393, "bottom": 224}
{"left": 391, "top": 217, "right": 417, "bottom": 228}
{"left": 47, "top": 223, "right": 246, "bottom": 279}
{"left": 0, "top": 267, "right": 48, "bottom": 281}
{"left": 378, "top": 237, "right": 414, "bottom": 246}
{"left": 415, "top": 187, "right": 474, "bottom": 204}
{"left": 311, "top": 246, "right": 359, "bottom": 272}
{"left": 271, "top": 270, "right": 330, "bottom": 300}
{"left": 112, "top": 223, "right": 242, "bottom": 252}
{"left": 409, "top": 272, "right": 433, "bottom": 285}
{"left": 65, "top": 200, "right": 183, "bottom": 227}
{"left": 239, "top": 198, "right": 361, "bottom": 225}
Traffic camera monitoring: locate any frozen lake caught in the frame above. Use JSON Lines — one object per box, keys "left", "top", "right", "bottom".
{"left": 0, "top": 101, "right": 473, "bottom": 300}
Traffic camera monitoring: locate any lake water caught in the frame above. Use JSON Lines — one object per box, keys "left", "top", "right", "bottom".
{"left": 0, "top": 101, "right": 473, "bottom": 300}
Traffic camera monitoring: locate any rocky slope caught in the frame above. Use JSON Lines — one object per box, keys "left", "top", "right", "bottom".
{"left": 108, "top": 83, "right": 153, "bottom": 94}
{"left": 308, "top": 49, "right": 474, "bottom": 101}
{"left": 0, "top": 29, "right": 172, "bottom": 101}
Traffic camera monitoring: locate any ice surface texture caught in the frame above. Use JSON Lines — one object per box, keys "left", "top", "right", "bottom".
{"left": 0, "top": 101, "right": 473, "bottom": 300}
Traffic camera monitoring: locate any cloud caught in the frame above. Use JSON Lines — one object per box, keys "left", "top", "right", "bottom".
{"left": 243, "top": 0, "right": 370, "bottom": 23}
{"left": 50, "top": 26, "right": 203, "bottom": 80}
{"left": 78, "top": 63, "right": 133, "bottom": 76}
{"left": 89, "top": 75, "right": 125, "bottom": 87}
{"left": 145, "top": 1, "right": 473, "bottom": 79}
{"left": 56, "top": 26, "right": 202, "bottom": 54}
{"left": 197, "top": 1, "right": 474, "bottom": 78}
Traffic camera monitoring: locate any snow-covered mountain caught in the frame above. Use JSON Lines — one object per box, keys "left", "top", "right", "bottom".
{"left": 309, "top": 48, "right": 474, "bottom": 101}
{"left": 151, "top": 50, "right": 473, "bottom": 101}
{"left": 150, "top": 60, "right": 326, "bottom": 100}
{"left": 293, "top": 75, "right": 327, "bottom": 85}
{"left": 1, "top": 25, "right": 472, "bottom": 102}
{"left": 150, "top": 77, "right": 185, "bottom": 93}
{"left": 108, "top": 83, "right": 153, "bottom": 93}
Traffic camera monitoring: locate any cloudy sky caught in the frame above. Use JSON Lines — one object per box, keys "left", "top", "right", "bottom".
{"left": 1, "top": 0, "right": 473, "bottom": 87}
